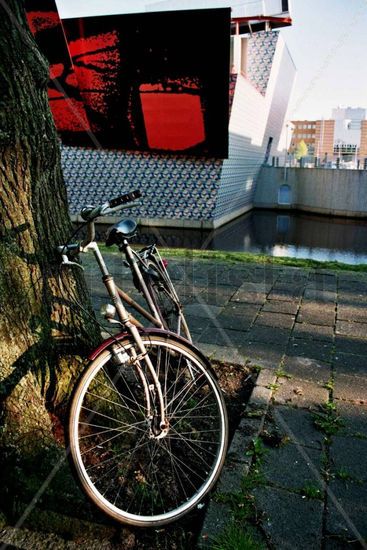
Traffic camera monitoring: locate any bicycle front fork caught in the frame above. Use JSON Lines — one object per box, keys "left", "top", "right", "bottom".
{"left": 97, "top": 245, "right": 168, "bottom": 438}
{"left": 110, "top": 331, "right": 169, "bottom": 440}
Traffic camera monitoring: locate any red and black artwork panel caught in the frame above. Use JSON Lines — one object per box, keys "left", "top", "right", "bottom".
{"left": 25, "top": 0, "right": 91, "bottom": 133}
{"left": 26, "top": 3, "right": 231, "bottom": 157}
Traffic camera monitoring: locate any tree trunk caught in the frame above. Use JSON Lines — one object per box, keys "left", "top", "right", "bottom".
{"left": 0, "top": 0, "right": 100, "bottom": 512}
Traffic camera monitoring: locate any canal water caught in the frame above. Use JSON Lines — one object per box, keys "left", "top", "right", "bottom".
{"left": 133, "top": 210, "right": 367, "bottom": 265}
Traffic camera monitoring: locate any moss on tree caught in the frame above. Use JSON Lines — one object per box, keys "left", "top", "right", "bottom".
{"left": 0, "top": 0, "right": 100, "bottom": 520}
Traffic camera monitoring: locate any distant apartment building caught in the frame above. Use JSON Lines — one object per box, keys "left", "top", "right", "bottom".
{"left": 290, "top": 120, "right": 335, "bottom": 160}
{"left": 290, "top": 107, "right": 367, "bottom": 163}
{"left": 360, "top": 120, "right": 367, "bottom": 158}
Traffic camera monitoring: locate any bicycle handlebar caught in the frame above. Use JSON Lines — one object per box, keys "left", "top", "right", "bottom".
{"left": 109, "top": 190, "right": 141, "bottom": 209}
{"left": 80, "top": 190, "right": 142, "bottom": 221}
{"left": 58, "top": 191, "right": 142, "bottom": 261}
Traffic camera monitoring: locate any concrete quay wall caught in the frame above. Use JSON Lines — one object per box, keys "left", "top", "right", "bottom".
{"left": 254, "top": 166, "right": 367, "bottom": 217}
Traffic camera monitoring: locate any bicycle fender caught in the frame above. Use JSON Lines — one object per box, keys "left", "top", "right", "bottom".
{"left": 88, "top": 328, "right": 216, "bottom": 378}
{"left": 90, "top": 328, "right": 183, "bottom": 360}
{"left": 88, "top": 331, "right": 131, "bottom": 360}
{"left": 145, "top": 328, "right": 215, "bottom": 373}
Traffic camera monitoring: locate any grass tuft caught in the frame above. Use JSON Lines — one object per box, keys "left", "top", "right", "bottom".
{"left": 212, "top": 523, "right": 266, "bottom": 550}
{"left": 312, "top": 402, "right": 344, "bottom": 436}
{"left": 300, "top": 483, "right": 323, "bottom": 500}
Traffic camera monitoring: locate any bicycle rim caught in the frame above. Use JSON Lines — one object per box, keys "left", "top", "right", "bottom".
{"left": 69, "top": 333, "right": 228, "bottom": 527}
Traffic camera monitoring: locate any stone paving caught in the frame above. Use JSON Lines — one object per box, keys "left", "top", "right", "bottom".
{"left": 81, "top": 251, "right": 367, "bottom": 549}
{"left": 2, "top": 252, "right": 366, "bottom": 549}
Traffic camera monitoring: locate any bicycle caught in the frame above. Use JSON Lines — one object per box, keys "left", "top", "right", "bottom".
{"left": 67, "top": 190, "right": 191, "bottom": 341}
{"left": 58, "top": 191, "right": 228, "bottom": 527}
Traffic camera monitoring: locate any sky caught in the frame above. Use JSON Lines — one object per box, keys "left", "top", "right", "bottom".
{"left": 281, "top": 0, "right": 367, "bottom": 121}
{"left": 56, "top": 0, "right": 367, "bottom": 121}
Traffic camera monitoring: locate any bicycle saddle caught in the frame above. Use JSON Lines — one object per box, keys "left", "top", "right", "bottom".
{"left": 106, "top": 218, "right": 137, "bottom": 246}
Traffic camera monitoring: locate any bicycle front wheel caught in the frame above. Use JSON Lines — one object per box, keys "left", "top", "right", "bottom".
{"left": 68, "top": 332, "right": 228, "bottom": 527}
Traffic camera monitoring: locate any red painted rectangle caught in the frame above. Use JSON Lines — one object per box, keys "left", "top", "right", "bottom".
{"left": 140, "top": 92, "right": 205, "bottom": 151}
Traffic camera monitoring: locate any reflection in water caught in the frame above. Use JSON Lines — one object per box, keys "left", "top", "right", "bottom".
{"left": 133, "top": 210, "right": 367, "bottom": 265}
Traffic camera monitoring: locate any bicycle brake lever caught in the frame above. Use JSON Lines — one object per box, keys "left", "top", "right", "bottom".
{"left": 60, "top": 255, "right": 84, "bottom": 271}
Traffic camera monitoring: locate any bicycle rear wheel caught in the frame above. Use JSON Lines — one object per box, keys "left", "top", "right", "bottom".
{"left": 143, "top": 256, "right": 192, "bottom": 341}
{"left": 68, "top": 332, "right": 228, "bottom": 527}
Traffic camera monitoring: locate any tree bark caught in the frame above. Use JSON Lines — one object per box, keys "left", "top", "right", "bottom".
{"left": 0, "top": 0, "right": 100, "bottom": 503}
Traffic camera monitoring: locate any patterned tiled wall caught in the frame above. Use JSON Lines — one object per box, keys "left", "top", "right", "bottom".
{"left": 214, "top": 133, "right": 265, "bottom": 220}
{"left": 62, "top": 147, "right": 223, "bottom": 222}
{"left": 246, "top": 31, "right": 279, "bottom": 96}
{"left": 228, "top": 73, "right": 237, "bottom": 116}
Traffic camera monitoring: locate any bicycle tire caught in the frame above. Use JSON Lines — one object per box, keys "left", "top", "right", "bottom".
{"left": 68, "top": 331, "right": 228, "bottom": 527}
{"left": 143, "top": 256, "right": 192, "bottom": 341}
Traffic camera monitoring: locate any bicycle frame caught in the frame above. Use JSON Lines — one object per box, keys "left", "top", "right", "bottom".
{"left": 119, "top": 240, "right": 164, "bottom": 327}
{"left": 86, "top": 240, "right": 163, "bottom": 330}
{"left": 79, "top": 228, "right": 169, "bottom": 437}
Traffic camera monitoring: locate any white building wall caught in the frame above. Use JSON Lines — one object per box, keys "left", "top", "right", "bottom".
{"left": 255, "top": 166, "right": 367, "bottom": 218}
{"left": 60, "top": 29, "right": 296, "bottom": 228}
{"left": 332, "top": 107, "right": 366, "bottom": 148}
{"left": 145, "top": 0, "right": 286, "bottom": 17}
{"left": 57, "top": 0, "right": 288, "bottom": 19}
{"left": 55, "top": 3, "right": 296, "bottom": 228}
{"left": 214, "top": 75, "right": 269, "bottom": 223}
{"left": 214, "top": 31, "right": 296, "bottom": 224}
{"left": 263, "top": 35, "right": 297, "bottom": 154}
{"left": 231, "top": 75, "right": 269, "bottom": 146}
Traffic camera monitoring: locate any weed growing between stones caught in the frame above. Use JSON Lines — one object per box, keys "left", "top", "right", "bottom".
{"left": 300, "top": 483, "right": 323, "bottom": 500}
{"left": 312, "top": 402, "right": 344, "bottom": 436}
{"left": 212, "top": 434, "right": 270, "bottom": 549}
{"left": 211, "top": 523, "right": 266, "bottom": 550}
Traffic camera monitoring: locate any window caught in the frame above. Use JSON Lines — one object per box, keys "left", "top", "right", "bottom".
{"left": 278, "top": 184, "right": 291, "bottom": 205}
{"left": 230, "top": 36, "right": 234, "bottom": 72}
{"left": 277, "top": 215, "right": 290, "bottom": 233}
{"left": 241, "top": 37, "right": 248, "bottom": 75}
{"left": 264, "top": 136, "right": 273, "bottom": 164}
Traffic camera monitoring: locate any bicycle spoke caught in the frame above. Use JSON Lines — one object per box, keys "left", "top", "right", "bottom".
{"left": 86, "top": 390, "right": 142, "bottom": 417}
{"left": 156, "top": 440, "right": 209, "bottom": 484}
{"left": 86, "top": 436, "right": 150, "bottom": 475}
{"left": 167, "top": 426, "right": 218, "bottom": 463}
{"left": 70, "top": 335, "right": 227, "bottom": 525}
{"left": 159, "top": 438, "right": 205, "bottom": 490}
{"left": 127, "top": 440, "right": 166, "bottom": 516}
{"left": 166, "top": 373, "right": 205, "bottom": 417}
{"left": 101, "top": 365, "right": 146, "bottom": 419}
{"left": 170, "top": 392, "right": 220, "bottom": 426}
{"left": 166, "top": 433, "right": 219, "bottom": 451}
{"left": 80, "top": 421, "right": 147, "bottom": 457}
{"left": 99, "top": 433, "right": 149, "bottom": 499}
{"left": 79, "top": 423, "right": 134, "bottom": 439}
{"left": 163, "top": 437, "right": 187, "bottom": 505}
{"left": 80, "top": 405, "right": 135, "bottom": 426}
